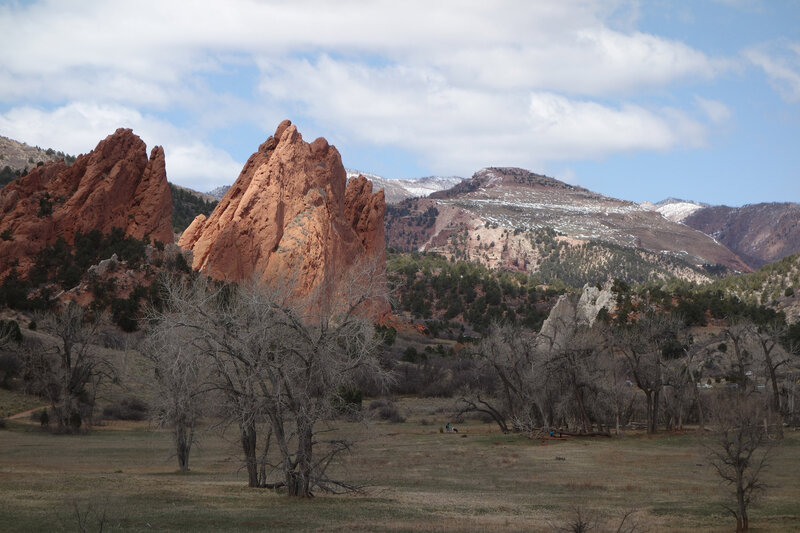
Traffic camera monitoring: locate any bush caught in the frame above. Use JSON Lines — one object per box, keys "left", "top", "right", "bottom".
{"left": 102, "top": 396, "right": 149, "bottom": 421}
{"left": 29, "top": 409, "right": 49, "bottom": 427}
{"left": 0, "top": 353, "right": 22, "bottom": 388}
{"left": 0, "top": 319, "right": 22, "bottom": 344}
{"left": 368, "top": 399, "right": 406, "bottom": 423}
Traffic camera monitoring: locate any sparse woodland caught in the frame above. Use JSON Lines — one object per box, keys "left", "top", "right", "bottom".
{"left": 1, "top": 243, "right": 799, "bottom": 530}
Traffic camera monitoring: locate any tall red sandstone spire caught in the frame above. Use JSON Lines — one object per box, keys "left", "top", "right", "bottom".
{"left": 0, "top": 128, "right": 173, "bottom": 280}
{"left": 178, "top": 120, "right": 386, "bottom": 296}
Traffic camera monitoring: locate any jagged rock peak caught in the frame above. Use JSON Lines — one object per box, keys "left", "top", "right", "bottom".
{"left": 0, "top": 128, "right": 174, "bottom": 280}
{"left": 178, "top": 120, "right": 386, "bottom": 298}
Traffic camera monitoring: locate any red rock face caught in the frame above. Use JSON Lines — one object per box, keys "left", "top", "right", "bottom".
{"left": 178, "top": 120, "right": 386, "bottom": 300}
{"left": 0, "top": 128, "right": 174, "bottom": 280}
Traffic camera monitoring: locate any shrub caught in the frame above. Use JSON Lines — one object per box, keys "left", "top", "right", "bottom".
{"left": 0, "top": 319, "right": 22, "bottom": 343}
{"left": 102, "top": 396, "right": 149, "bottom": 421}
{"left": 369, "top": 399, "right": 406, "bottom": 423}
{"left": 0, "top": 353, "right": 22, "bottom": 388}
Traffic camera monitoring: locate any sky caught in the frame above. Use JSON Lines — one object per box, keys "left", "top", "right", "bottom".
{"left": 0, "top": 0, "right": 798, "bottom": 206}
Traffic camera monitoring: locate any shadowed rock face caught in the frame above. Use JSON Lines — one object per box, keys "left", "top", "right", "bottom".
{"left": 683, "top": 203, "right": 800, "bottom": 269}
{"left": 178, "top": 120, "right": 386, "bottom": 298}
{"left": 0, "top": 128, "right": 174, "bottom": 279}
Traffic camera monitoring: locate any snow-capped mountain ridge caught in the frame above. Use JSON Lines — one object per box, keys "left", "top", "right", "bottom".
{"left": 346, "top": 169, "right": 463, "bottom": 204}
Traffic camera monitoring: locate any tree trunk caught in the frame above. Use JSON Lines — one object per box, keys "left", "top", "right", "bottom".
{"left": 651, "top": 388, "right": 660, "bottom": 434}
{"left": 286, "top": 424, "right": 313, "bottom": 497}
{"left": 737, "top": 490, "right": 748, "bottom": 532}
{"left": 644, "top": 390, "right": 659, "bottom": 434}
{"left": 241, "top": 421, "right": 260, "bottom": 488}
{"left": 766, "top": 362, "right": 784, "bottom": 439}
{"left": 175, "top": 422, "right": 192, "bottom": 472}
{"left": 690, "top": 367, "right": 705, "bottom": 433}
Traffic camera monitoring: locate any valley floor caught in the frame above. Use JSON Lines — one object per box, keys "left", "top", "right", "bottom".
{"left": 1, "top": 397, "right": 799, "bottom": 532}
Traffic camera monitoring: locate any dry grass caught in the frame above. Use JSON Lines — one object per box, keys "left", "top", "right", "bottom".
{"left": 1, "top": 396, "right": 799, "bottom": 531}
{"left": 0, "top": 387, "right": 46, "bottom": 418}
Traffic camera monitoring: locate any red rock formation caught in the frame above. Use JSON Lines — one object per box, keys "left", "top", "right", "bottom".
{"left": 178, "top": 120, "right": 386, "bottom": 300}
{"left": 0, "top": 128, "right": 173, "bottom": 280}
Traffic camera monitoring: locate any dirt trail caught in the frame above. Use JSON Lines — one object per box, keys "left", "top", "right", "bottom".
{"left": 9, "top": 406, "right": 46, "bottom": 420}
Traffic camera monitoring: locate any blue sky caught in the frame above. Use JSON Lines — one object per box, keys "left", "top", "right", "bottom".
{"left": 0, "top": 0, "right": 798, "bottom": 206}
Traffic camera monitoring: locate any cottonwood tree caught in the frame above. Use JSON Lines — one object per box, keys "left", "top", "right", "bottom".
{"left": 544, "top": 325, "right": 607, "bottom": 434}
{"left": 722, "top": 319, "right": 753, "bottom": 388}
{"left": 706, "top": 391, "right": 773, "bottom": 533}
{"left": 750, "top": 322, "right": 794, "bottom": 438}
{"left": 150, "top": 258, "right": 389, "bottom": 497}
{"left": 612, "top": 311, "right": 683, "bottom": 434}
{"left": 36, "top": 303, "right": 112, "bottom": 431}
{"left": 143, "top": 327, "right": 208, "bottom": 471}
{"left": 461, "top": 315, "right": 615, "bottom": 435}
{"left": 459, "top": 323, "right": 544, "bottom": 433}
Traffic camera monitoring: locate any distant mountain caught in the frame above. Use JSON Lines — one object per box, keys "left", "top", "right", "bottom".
{"left": 346, "top": 169, "right": 463, "bottom": 204}
{"left": 386, "top": 167, "right": 752, "bottom": 286}
{"left": 205, "top": 171, "right": 462, "bottom": 204}
{"left": 682, "top": 202, "right": 800, "bottom": 269}
{"left": 206, "top": 185, "right": 230, "bottom": 199}
{"left": 640, "top": 197, "right": 707, "bottom": 223}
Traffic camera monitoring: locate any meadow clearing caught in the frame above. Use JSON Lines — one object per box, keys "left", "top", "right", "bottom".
{"left": 1, "top": 397, "right": 799, "bottom": 532}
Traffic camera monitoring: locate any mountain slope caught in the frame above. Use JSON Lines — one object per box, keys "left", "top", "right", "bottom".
{"left": 387, "top": 167, "right": 751, "bottom": 285}
{"left": 683, "top": 202, "right": 800, "bottom": 269}
{"left": 0, "top": 135, "right": 77, "bottom": 188}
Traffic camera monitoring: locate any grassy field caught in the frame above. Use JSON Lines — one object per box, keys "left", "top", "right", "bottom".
{"left": 1, "top": 397, "right": 799, "bottom": 532}
{"left": 0, "top": 387, "right": 47, "bottom": 418}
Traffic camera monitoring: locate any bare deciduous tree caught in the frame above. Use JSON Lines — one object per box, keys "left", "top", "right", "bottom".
{"left": 706, "top": 392, "right": 773, "bottom": 533}
{"left": 750, "top": 322, "right": 793, "bottom": 438}
{"left": 36, "top": 304, "right": 113, "bottom": 431}
{"left": 459, "top": 323, "right": 544, "bottom": 433}
{"left": 143, "top": 327, "right": 208, "bottom": 471}
{"left": 613, "top": 311, "right": 683, "bottom": 434}
{"left": 150, "top": 258, "right": 389, "bottom": 497}
{"left": 723, "top": 319, "right": 753, "bottom": 389}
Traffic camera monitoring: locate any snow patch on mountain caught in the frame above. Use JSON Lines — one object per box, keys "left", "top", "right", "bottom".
{"left": 641, "top": 198, "right": 705, "bottom": 222}
{"left": 346, "top": 169, "right": 463, "bottom": 203}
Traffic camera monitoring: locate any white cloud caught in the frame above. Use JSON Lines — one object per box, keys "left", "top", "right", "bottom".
{"left": 255, "top": 57, "right": 707, "bottom": 176}
{"left": 0, "top": 0, "right": 730, "bottom": 182}
{"left": 0, "top": 103, "right": 242, "bottom": 190}
{"left": 745, "top": 43, "right": 800, "bottom": 103}
{"left": 694, "top": 96, "right": 732, "bottom": 124}
{"left": 0, "top": 0, "right": 718, "bottom": 102}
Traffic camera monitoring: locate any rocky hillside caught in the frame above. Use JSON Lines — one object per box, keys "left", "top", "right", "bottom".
{"left": 0, "top": 136, "right": 76, "bottom": 188}
{"left": 169, "top": 184, "right": 217, "bottom": 233}
{"left": 0, "top": 128, "right": 173, "bottom": 280}
{"left": 386, "top": 167, "right": 751, "bottom": 286}
{"left": 0, "top": 135, "right": 75, "bottom": 173}
{"left": 704, "top": 252, "right": 800, "bottom": 322}
{"left": 179, "top": 120, "right": 386, "bottom": 297}
{"left": 682, "top": 202, "right": 800, "bottom": 269}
